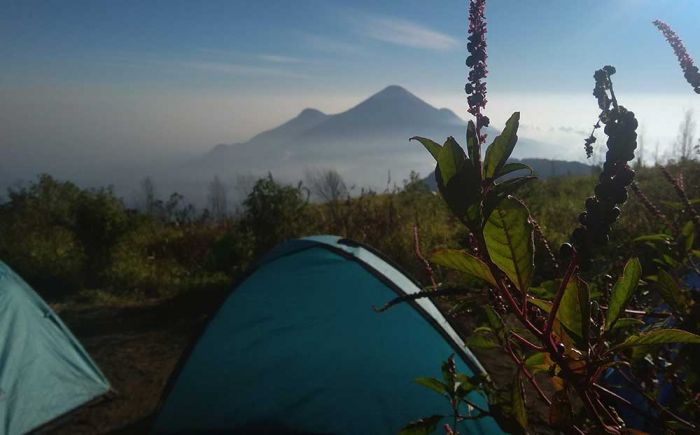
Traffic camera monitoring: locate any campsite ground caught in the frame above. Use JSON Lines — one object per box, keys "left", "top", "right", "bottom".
{"left": 48, "top": 289, "right": 228, "bottom": 434}
{"left": 49, "top": 290, "right": 553, "bottom": 434}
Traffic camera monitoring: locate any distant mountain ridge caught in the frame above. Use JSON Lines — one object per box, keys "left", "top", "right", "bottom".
{"left": 423, "top": 158, "right": 593, "bottom": 191}
{"left": 189, "top": 85, "right": 556, "bottom": 189}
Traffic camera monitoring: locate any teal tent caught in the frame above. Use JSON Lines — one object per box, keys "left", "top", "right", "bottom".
{"left": 0, "top": 262, "right": 110, "bottom": 435}
{"left": 155, "top": 236, "right": 502, "bottom": 434}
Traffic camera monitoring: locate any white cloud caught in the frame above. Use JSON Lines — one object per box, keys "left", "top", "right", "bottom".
{"left": 362, "top": 17, "right": 458, "bottom": 51}
{"left": 178, "top": 61, "right": 311, "bottom": 79}
{"left": 302, "top": 33, "right": 364, "bottom": 55}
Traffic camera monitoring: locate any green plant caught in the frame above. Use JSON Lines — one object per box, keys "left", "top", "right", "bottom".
{"left": 399, "top": 2, "right": 700, "bottom": 433}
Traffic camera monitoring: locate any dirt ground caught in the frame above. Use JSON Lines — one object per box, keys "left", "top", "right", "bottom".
{"left": 45, "top": 288, "right": 229, "bottom": 434}
{"left": 45, "top": 291, "right": 551, "bottom": 434}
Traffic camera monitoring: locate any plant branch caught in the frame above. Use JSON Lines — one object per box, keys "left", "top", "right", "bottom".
{"left": 373, "top": 287, "right": 465, "bottom": 312}
{"left": 510, "top": 331, "right": 545, "bottom": 352}
{"left": 504, "top": 339, "right": 551, "bottom": 406}
{"left": 544, "top": 255, "right": 578, "bottom": 336}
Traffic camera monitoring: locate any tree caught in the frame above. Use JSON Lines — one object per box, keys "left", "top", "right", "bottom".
{"left": 241, "top": 174, "right": 309, "bottom": 254}
{"left": 305, "top": 169, "right": 348, "bottom": 202}
{"left": 140, "top": 177, "right": 157, "bottom": 215}
{"left": 207, "top": 176, "right": 228, "bottom": 221}
{"left": 674, "top": 109, "right": 696, "bottom": 161}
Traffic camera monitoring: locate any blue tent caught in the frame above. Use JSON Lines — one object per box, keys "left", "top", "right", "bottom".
{"left": 155, "top": 236, "right": 502, "bottom": 434}
{"left": 0, "top": 262, "right": 110, "bottom": 435}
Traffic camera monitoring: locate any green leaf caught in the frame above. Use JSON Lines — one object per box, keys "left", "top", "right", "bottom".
{"left": 605, "top": 258, "right": 642, "bottom": 331}
{"left": 484, "top": 197, "right": 534, "bottom": 292}
{"left": 484, "top": 305, "right": 506, "bottom": 340}
{"left": 399, "top": 415, "right": 443, "bottom": 435}
{"left": 473, "top": 326, "right": 494, "bottom": 334}
{"left": 437, "top": 136, "right": 467, "bottom": 186}
{"left": 612, "top": 328, "right": 700, "bottom": 351}
{"left": 455, "top": 374, "right": 477, "bottom": 398}
{"left": 441, "top": 355, "right": 457, "bottom": 391}
{"left": 632, "top": 234, "right": 672, "bottom": 243}
{"left": 437, "top": 165, "right": 482, "bottom": 229}
{"left": 431, "top": 249, "right": 497, "bottom": 286}
{"left": 466, "top": 120, "right": 480, "bottom": 164}
{"left": 494, "top": 162, "right": 533, "bottom": 180}
{"left": 511, "top": 371, "right": 528, "bottom": 430}
{"left": 484, "top": 112, "right": 520, "bottom": 179}
{"left": 558, "top": 276, "right": 589, "bottom": 344}
{"left": 657, "top": 269, "right": 688, "bottom": 314}
{"left": 524, "top": 352, "right": 552, "bottom": 373}
{"left": 410, "top": 136, "right": 442, "bottom": 161}
{"left": 414, "top": 377, "right": 448, "bottom": 396}
{"left": 681, "top": 220, "right": 696, "bottom": 253}
{"left": 529, "top": 298, "right": 552, "bottom": 313}
{"left": 466, "top": 333, "right": 501, "bottom": 349}
{"left": 607, "top": 317, "right": 644, "bottom": 333}
{"left": 483, "top": 176, "right": 536, "bottom": 221}
{"left": 529, "top": 280, "right": 558, "bottom": 300}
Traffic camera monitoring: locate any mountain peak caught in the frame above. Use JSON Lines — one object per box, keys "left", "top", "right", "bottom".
{"left": 372, "top": 85, "right": 414, "bottom": 99}
{"left": 298, "top": 108, "right": 325, "bottom": 118}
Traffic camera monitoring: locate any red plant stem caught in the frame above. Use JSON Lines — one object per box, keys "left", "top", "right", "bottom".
{"left": 504, "top": 339, "right": 551, "bottom": 406}
{"left": 544, "top": 255, "right": 578, "bottom": 337}
{"left": 594, "top": 395, "right": 624, "bottom": 434}
{"left": 473, "top": 232, "right": 543, "bottom": 338}
{"left": 593, "top": 383, "right": 632, "bottom": 407}
{"left": 584, "top": 391, "right": 622, "bottom": 434}
{"left": 510, "top": 331, "right": 545, "bottom": 352}
{"left": 413, "top": 223, "right": 438, "bottom": 289}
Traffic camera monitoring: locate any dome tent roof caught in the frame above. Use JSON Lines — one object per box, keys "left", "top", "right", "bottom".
{"left": 154, "top": 236, "right": 501, "bottom": 434}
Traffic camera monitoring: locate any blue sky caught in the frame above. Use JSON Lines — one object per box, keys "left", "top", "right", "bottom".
{"left": 1, "top": 0, "right": 700, "bottom": 166}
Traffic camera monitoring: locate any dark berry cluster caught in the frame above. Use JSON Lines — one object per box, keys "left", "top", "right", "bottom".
{"left": 653, "top": 20, "right": 700, "bottom": 94}
{"left": 593, "top": 66, "right": 615, "bottom": 112}
{"left": 562, "top": 69, "right": 639, "bottom": 261}
{"left": 584, "top": 122, "right": 600, "bottom": 158}
{"left": 465, "top": 0, "right": 489, "bottom": 140}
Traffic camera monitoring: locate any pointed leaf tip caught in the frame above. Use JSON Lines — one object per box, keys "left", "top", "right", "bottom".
{"left": 411, "top": 136, "right": 442, "bottom": 161}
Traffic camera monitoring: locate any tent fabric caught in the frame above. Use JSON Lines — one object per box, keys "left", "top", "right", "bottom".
{"left": 0, "top": 262, "right": 110, "bottom": 435}
{"left": 155, "top": 236, "right": 502, "bottom": 434}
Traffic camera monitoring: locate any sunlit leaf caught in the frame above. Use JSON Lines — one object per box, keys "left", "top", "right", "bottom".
{"left": 524, "top": 352, "right": 552, "bottom": 373}
{"left": 483, "top": 176, "right": 536, "bottom": 221}
{"left": 399, "top": 415, "right": 443, "bottom": 435}
{"left": 605, "top": 258, "right": 642, "bottom": 331}
{"left": 466, "top": 333, "right": 501, "bottom": 349}
{"left": 612, "top": 328, "right": 700, "bottom": 351}
{"left": 431, "top": 249, "right": 497, "bottom": 286}
{"left": 484, "top": 197, "right": 534, "bottom": 292}
{"left": 414, "top": 377, "right": 447, "bottom": 396}
{"left": 410, "top": 136, "right": 443, "bottom": 161}
{"left": 632, "top": 234, "right": 672, "bottom": 243}
{"left": 558, "top": 276, "right": 589, "bottom": 344}
{"left": 484, "top": 112, "right": 520, "bottom": 179}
